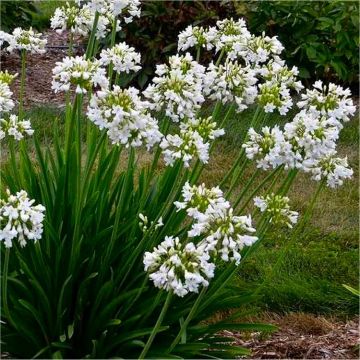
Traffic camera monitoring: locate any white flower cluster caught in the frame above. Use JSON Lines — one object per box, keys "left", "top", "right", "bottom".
{"left": 52, "top": 55, "right": 109, "bottom": 94}
{"left": 303, "top": 152, "right": 353, "bottom": 188}
{"left": 144, "top": 182, "right": 258, "bottom": 296}
{"left": 143, "top": 53, "right": 205, "bottom": 122}
{"left": 176, "top": 182, "right": 258, "bottom": 264}
{"left": 160, "top": 116, "right": 224, "bottom": 167}
{"left": 0, "top": 71, "right": 16, "bottom": 115}
{"left": 143, "top": 236, "right": 215, "bottom": 297}
{"left": 0, "top": 114, "right": 34, "bottom": 141}
{"left": 50, "top": 2, "right": 93, "bottom": 36}
{"left": 51, "top": 0, "right": 141, "bottom": 40}
{"left": 87, "top": 85, "right": 162, "bottom": 149}
{"left": 254, "top": 193, "right": 298, "bottom": 228}
{"left": 2, "top": 27, "right": 47, "bottom": 54}
{"left": 177, "top": 25, "right": 216, "bottom": 52}
{"left": 0, "top": 190, "right": 45, "bottom": 248}
{"left": 204, "top": 60, "right": 258, "bottom": 112}
{"left": 100, "top": 43, "right": 141, "bottom": 74}
{"left": 298, "top": 80, "right": 356, "bottom": 128}
{"left": 257, "top": 60, "right": 303, "bottom": 115}
{"left": 243, "top": 126, "right": 285, "bottom": 170}
{"left": 243, "top": 81, "right": 355, "bottom": 188}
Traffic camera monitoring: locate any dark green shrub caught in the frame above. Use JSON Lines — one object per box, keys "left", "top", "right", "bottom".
{"left": 236, "top": 0, "right": 359, "bottom": 86}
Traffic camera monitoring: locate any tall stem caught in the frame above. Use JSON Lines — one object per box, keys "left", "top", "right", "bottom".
{"left": 18, "top": 50, "right": 26, "bottom": 119}
{"left": 85, "top": 11, "right": 100, "bottom": 59}
{"left": 108, "top": 19, "right": 118, "bottom": 87}
{"left": 2, "top": 248, "right": 13, "bottom": 327}
{"left": 139, "top": 291, "right": 172, "bottom": 359}
{"left": 168, "top": 287, "right": 206, "bottom": 352}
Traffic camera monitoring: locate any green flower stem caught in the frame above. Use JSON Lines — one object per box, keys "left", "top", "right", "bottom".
{"left": 236, "top": 166, "right": 284, "bottom": 214}
{"left": 225, "top": 158, "right": 249, "bottom": 198}
{"left": 18, "top": 49, "right": 26, "bottom": 119}
{"left": 114, "top": 72, "right": 120, "bottom": 86}
{"left": 168, "top": 286, "right": 207, "bottom": 353}
{"left": 8, "top": 138, "right": 18, "bottom": 185}
{"left": 215, "top": 49, "right": 225, "bottom": 66}
{"left": 139, "top": 291, "right": 172, "bottom": 359}
{"left": 277, "top": 168, "right": 298, "bottom": 196}
{"left": 196, "top": 47, "right": 201, "bottom": 62}
{"left": 85, "top": 11, "right": 100, "bottom": 59}
{"left": 2, "top": 248, "right": 16, "bottom": 330}
{"left": 108, "top": 19, "right": 118, "bottom": 87}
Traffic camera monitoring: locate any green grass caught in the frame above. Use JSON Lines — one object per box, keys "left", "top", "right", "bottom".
{"left": 19, "top": 102, "right": 360, "bottom": 317}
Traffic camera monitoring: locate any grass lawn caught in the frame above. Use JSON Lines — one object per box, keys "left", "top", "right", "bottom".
{"left": 23, "top": 101, "right": 359, "bottom": 318}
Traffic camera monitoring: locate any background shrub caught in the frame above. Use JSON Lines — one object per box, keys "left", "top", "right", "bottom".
{"left": 235, "top": 0, "right": 359, "bottom": 88}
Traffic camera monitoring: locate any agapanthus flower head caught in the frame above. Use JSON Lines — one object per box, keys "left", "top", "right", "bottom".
{"left": 254, "top": 193, "right": 299, "bottom": 228}
{"left": 174, "top": 182, "right": 230, "bottom": 222}
{"left": 52, "top": 55, "right": 109, "bottom": 94}
{"left": 50, "top": 2, "right": 93, "bottom": 36}
{"left": 204, "top": 60, "right": 258, "bottom": 112}
{"left": 303, "top": 152, "right": 353, "bottom": 188}
{"left": 177, "top": 25, "right": 216, "bottom": 52}
{"left": 87, "top": 85, "right": 162, "bottom": 149}
{"left": 243, "top": 125, "right": 285, "bottom": 170}
{"left": 160, "top": 130, "right": 209, "bottom": 168}
{"left": 89, "top": 0, "right": 141, "bottom": 22}
{"left": 241, "top": 33, "right": 284, "bottom": 65}
{"left": 99, "top": 42, "right": 141, "bottom": 74}
{"left": 298, "top": 81, "right": 356, "bottom": 127}
{"left": 198, "top": 208, "right": 258, "bottom": 265}
{"left": 212, "top": 18, "right": 251, "bottom": 60}
{"left": 0, "top": 114, "right": 34, "bottom": 141}
{"left": 6, "top": 27, "right": 47, "bottom": 54}
{"left": 143, "top": 236, "right": 215, "bottom": 297}
{"left": 282, "top": 110, "right": 339, "bottom": 168}
{"left": 0, "top": 189, "right": 46, "bottom": 248}
{"left": 143, "top": 53, "right": 205, "bottom": 122}
{"left": 180, "top": 116, "right": 225, "bottom": 142}
{"left": 0, "top": 71, "right": 17, "bottom": 86}
{"left": 0, "top": 83, "right": 15, "bottom": 114}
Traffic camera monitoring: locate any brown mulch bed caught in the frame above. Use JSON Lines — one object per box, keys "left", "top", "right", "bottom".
{"left": 222, "top": 313, "right": 359, "bottom": 359}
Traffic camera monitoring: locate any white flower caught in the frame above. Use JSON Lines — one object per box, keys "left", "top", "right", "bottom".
{"left": 0, "top": 114, "right": 34, "bottom": 141}
{"left": 143, "top": 53, "right": 205, "bottom": 122}
{"left": 240, "top": 33, "right": 284, "bottom": 65}
{"left": 0, "top": 70, "right": 17, "bottom": 86}
{"left": 198, "top": 208, "right": 258, "bottom": 265}
{"left": 282, "top": 110, "right": 339, "bottom": 169}
{"left": 204, "top": 60, "right": 258, "bottom": 112}
{"left": 143, "top": 236, "right": 215, "bottom": 297}
{"left": 87, "top": 85, "right": 162, "bottom": 149}
{"left": 50, "top": 2, "right": 93, "bottom": 36}
{"left": 88, "top": 0, "right": 141, "bottom": 20}
{"left": 6, "top": 27, "right": 47, "bottom": 54}
{"left": 99, "top": 42, "right": 141, "bottom": 74}
{"left": 0, "top": 30, "right": 13, "bottom": 47}
{"left": 254, "top": 193, "right": 299, "bottom": 228}
{"left": 177, "top": 25, "right": 216, "bottom": 52}
{"left": 0, "top": 190, "right": 46, "bottom": 248}
{"left": 298, "top": 81, "right": 356, "bottom": 128}
{"left": 180, "top": 116, "right": 225, "bottom": 142}
{"left": 303, "top": 152, "right": 353, "bottom": 188}
{"left": 212, "top": 18, "right": 251, "bottom": 60}
{"left": 243, "top": 126, "right": 285, "bottom": 170}
{"left": 174, "top": 182, "right": 230, "bottom": 223}
{"left": 52, "top": 55, "right": 109, "bottom": 94}
{"left": 0, "top": 83, "right": 15, "bottom": 114}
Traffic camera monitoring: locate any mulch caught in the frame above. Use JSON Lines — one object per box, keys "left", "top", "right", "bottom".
{"left": 222, "top": 313, "right": 359, "bottom": 359}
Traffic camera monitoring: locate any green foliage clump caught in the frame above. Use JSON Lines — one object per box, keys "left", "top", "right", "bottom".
{"left": 236, "top": 0, "right": 359, "bottom": 85}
